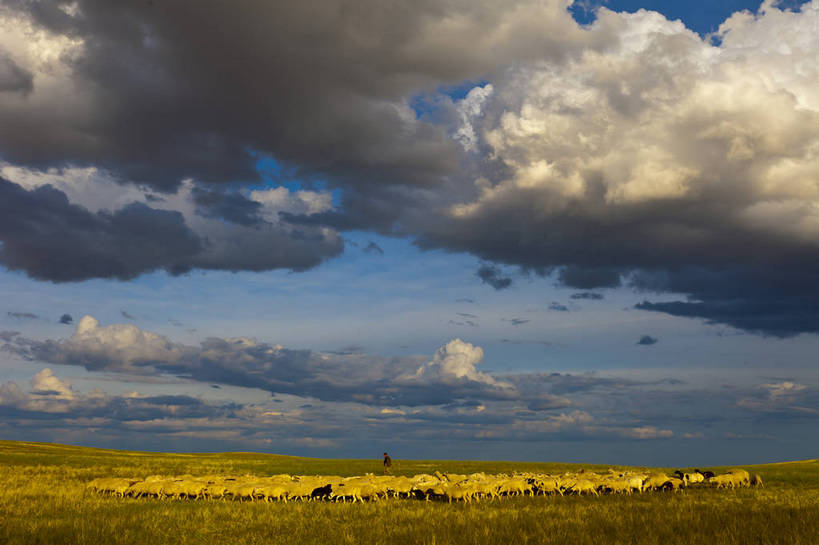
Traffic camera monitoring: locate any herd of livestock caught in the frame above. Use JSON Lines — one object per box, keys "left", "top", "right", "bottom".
{"left": 87, "top": 467, "right": 762, "bottom": 503}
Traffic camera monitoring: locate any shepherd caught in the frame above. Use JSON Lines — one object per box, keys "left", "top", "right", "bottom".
{"left": 383, "top": 452, "right": 392, "bottom": 474}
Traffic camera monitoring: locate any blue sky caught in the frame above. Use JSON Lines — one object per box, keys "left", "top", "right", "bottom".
{"left": 1, "top": 0, "right": 818, "bottom": 465}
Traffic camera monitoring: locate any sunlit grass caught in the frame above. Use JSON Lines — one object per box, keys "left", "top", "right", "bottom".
{"left": 1, "top": 440, "right": 817, "bottom": 544}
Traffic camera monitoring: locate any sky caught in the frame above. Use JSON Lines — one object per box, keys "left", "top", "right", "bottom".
{"left": 1, "top": 0, "right": 818, "bottom": 466}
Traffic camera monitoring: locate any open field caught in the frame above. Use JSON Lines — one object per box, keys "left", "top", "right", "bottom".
{"left": 1, "top": 440, "right": 817, "bottom": 544}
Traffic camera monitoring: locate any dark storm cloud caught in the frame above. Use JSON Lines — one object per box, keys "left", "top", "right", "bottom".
{"left": 59, "top": 314, "right": 73, "bottom": 325}
{"left": 477, "top": 264, "right": 512, "bottom": 290}
{"left": 0, "top": 0, "right": 584, "bottom": 192}
{"left": 0, "top": 177, "right": 343, "bottom": 281}
{"left": 631, "top": 267, "right": 819, "bottom": 337}
{"left": 0, "top": 177, "right": 201, "bottom": 281}
{"left": 548, "top": 302, "right": 569, "bottom": 312}
{"left": 637, "top": 335, "right": 658, "bottom": 346}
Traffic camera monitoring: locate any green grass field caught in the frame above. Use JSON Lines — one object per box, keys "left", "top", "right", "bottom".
{"left": 1, "top": 440, "right": 817, "bottom": 544}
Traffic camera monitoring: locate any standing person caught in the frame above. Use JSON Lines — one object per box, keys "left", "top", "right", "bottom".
{"left": 383, "top": 452, "right": 392, "bottom": 474}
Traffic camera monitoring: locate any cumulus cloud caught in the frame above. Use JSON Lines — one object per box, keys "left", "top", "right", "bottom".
{"left": 415, "top": 3, "right": 819, "bottom": 335}
{"left": 30, "top": 368, "right": 75, "bottom": 400}
{"left": 58, "top": 314, "right": 73, "bottom": 325}
{"left": 409, "top": 338, "right": 511, "bottom": 388}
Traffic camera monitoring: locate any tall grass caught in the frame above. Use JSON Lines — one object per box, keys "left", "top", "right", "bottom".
{"left": 1, "top": 440, "right": 816, "bottom": 544}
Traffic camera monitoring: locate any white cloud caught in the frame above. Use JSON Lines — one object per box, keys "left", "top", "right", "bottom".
{"left": 454, "top": 84, "right": 494, "bottom": 152}
{"left": 249, "top": 187, "right": 333, "bottom": 218}
{"left": 30, "top": 368, "right": 74, "bottom": 400}
{"left": 64, "top": 315, "right": 189, "bottom": 373}
{"left": 431, "top": 2, "right": 819, "bottom": 267}
{"left": 620, "top": 425, "right": 674, "bottom": 439}
{"left": 410, "top": 338, "right": 511, "bottom": 388}
{"left": 762, "top": 381, "right": 807, "bottom": 399}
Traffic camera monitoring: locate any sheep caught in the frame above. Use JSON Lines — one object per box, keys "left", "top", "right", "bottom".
{"left": 330, "top": 483, "right": 364, "bottom": 503}
{"left": 598, "top": 479, "right": 631, "bottom": 495}
{"left": 567, "top": 479, "right": 599, "bottom": 496}
{"left": 529, "top": 477, "right": 562, "bottom": 496}
{"left": 725, "top": 469, "right": 750, "bottom": 486}
{"left": 92, "top": 467, "right": 757, "bottom": 505}
{"left": 385, "top": 476, "right": 413, "bottom": 498}
{"left": 683, "top": 472, "right": 705, "bottom": 485}
{"left": 127, "top": 480, "right": 166, "bottom": 499}
{"left": 89, "top": 478, "right": 138, "bottom": 498}
{"left": 286, "top": 481, "right": 320, "bottom": 501}
{"left": 709, "top": 474, "right": 743, "bottom": 489}
{"left": 661, "top": 477, "right": 685, "bottom": 492}
{"left": 642, "top": 474, "right": 671, "bottom": 492}
{"left": 202, "top": 483, "right": 229, "bottom": 500}
{"left": 258, "top": 484, "right": 288, "bottom": 503}
{"left": 627, "top": 476, "right": 645, "bottom": 494}
{"left": 443, "top": 482, "right": 473, "bottom": 503}
{"left": 497, "top": 478, "right": 529, "bottom": 497}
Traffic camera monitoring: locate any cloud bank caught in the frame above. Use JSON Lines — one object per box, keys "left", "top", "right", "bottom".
{"left": 1, "top": 1, "right": 819, "bottom": 335}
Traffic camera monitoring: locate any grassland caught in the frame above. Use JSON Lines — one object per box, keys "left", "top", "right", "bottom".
{"left": 0, "top": 440, "right": 817, "bottom": 544}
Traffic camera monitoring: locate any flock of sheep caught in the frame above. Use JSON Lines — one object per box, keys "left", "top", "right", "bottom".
{"left": 86, "top": 467, "right": 762, "bottom": 503}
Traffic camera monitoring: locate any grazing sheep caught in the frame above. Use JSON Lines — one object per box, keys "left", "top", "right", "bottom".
{"left": 709, "top": 474, "right": 742, "bottom": 489}
{"left": 684, "top": 472, "right": 705, "bottom": 485}
{"left": 642, "top": 474, "right": 672, "bottom": 492}
{"left": 258, "top": 484, "right": 288, "bottom": 503}
{"left": 443, "top": 482, "right": 472, "bottom": 503}
{"left": 662, "top": 477, "right": 685, "bottom": 492}
{"left": 725, "top": 469, "right": 751, "bottom": 486}
{"left": 90, "top": 478, "right": 138, "bottom": 498}
{"left": 330, "top": 483, "right": 364, "bottom": 503}
{"left": 750, "top": 474, "right": 764, "bottom": 487}
{"left": 530, "top": 477, "right": 562, "bottom": 496}
{"left": 568, "top": 480, "right": 599, "bottom": 496}
{"left": 286, "top": 481, "right": 319, "bottom": 502}
{"left": 497, "top": 479, "right": 529, "bottom": 497}
{"left": 127, "top": 480, "right": 166, "bottom": 499}
{"left": 627, "top": 476, "right": 644, "bottom": 494}
{"left": 598, "top": 479, "right": 631, "bottom": 495}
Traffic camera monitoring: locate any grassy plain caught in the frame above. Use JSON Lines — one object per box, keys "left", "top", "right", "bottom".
{"left": 0, "top": 440, "right": 817, "bottom": 544}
